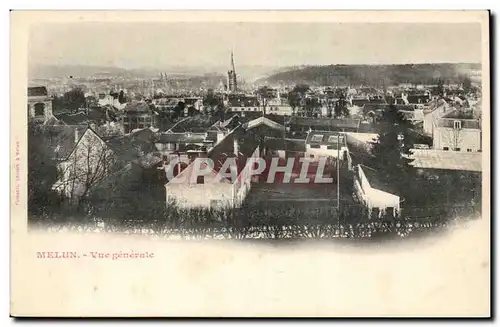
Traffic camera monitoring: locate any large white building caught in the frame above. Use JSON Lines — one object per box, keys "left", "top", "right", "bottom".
{"left": 432, "top": 109, "right": 482, "bottom": 152}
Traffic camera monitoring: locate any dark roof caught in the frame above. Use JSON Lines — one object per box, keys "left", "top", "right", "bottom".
{"left": 437, "top": 118, "right": 480, "bottom": 129}
{"left": 168, "top": 115, "right": 217, "bottom": 133}
{"left": 105, "top": 129, "right": 156, "bottom": 163}
{"left": 228, "top": 95, "right": 260, "bottom": 107}
{"left": 363, "top": 103, "right": 418, "bottom": 113}
{"left": 288, "top": 117, "right": 361, "bottom": 131}
{"left": 124, "top": 101, "right": 151, "bottom": 113}
{"left": 351, "top": 98, "right": 370, "bottom": 106}
{"left": 442, "top": 109, "right": 476, "bottom": 120}
{"left": 264, "top": 137, "right": 306, "bottom": 152}
{"left": 207, "top": 127, "right": 261, "bottom": 178}
{"left": 407, "top": 94, "right": 431, "bottom": 104}
{"left": 359, "top": 165, "right": 398, "bottom": 196}
{"left": 55, "top": 112, "right": 90, "bottom": 126}
{"left": 28, "top": 86, "right": 48, "bottom": 97}
{"left": 42, "top": 125, "right": 89, "bottom": 160}
{"left": 184, "top": 98, "right": 201, "bottom": 106}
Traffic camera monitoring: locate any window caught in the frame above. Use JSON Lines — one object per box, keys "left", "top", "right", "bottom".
{"left": 327, "top": 135, "right": 344, "bottom": 143}
{"left": 310, "top": 144, "right": 321, "bottom": 149}
{"left": 326, "top": 145, "right": 337, "bottom": 150}
{"left": 311, "top": 134, "right": 323, "bottom": 142}
{"left": 34, "top": 103, "right": 45, "bottom": 116}
{"left": 467, "top": 149, "right": 472, "bottom": 152}
{"left": 454, "top": 120, "right": 462, "bottom": 129}
{"left": 454, "top": 148, "right": 460, "bottom": 151}
{"left": 443, "top": 147, "right": 449, "bottom": 151}
{"left": 197, "top": 176, "right": 204, "bottom": 184}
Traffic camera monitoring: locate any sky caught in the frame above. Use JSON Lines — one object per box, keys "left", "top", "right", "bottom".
{"left": 28, "top": 22, "right": 482, "bottom": 69}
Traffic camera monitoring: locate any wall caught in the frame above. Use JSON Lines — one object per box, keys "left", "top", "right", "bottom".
{"left": 28, "top": 97, "right": 53, "bottom": 122}
{"left": 166, "top": 180, "right": 234, "bottom": 209}
{"left": 165, "top": 146, "right": 261, "bottom": 210}
{"left": 353, "top": 166, "right": 400, "bottom": 217}
{"left": 433, "top": 127, "right": 481, "bottom": 152}
{"left": 423, "top": 105, "right": 450, "bottom": 136}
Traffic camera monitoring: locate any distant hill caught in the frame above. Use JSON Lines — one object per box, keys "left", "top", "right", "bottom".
{"left": 28, "top": 63, "right": 281, "bottom": 82}
{"left": 28, "top": 64, "right": 133, "bottom": 79}
{"left": 258, "top": 63, "right": 482, "bottom": 87}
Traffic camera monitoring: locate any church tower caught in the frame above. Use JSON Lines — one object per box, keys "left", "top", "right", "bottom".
{"left": 227, "top": 50, "right": 237, "bottom": 93}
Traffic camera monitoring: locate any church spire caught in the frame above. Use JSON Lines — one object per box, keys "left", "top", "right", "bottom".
{"left": 227, "top": 49, "right": 237, "bottom": 93}
{"left": 231, "top": 49, "right": 236, "bottom": 74}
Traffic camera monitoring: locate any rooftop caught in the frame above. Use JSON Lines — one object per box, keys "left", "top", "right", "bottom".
{"left": 40, "top": 125, "right": 89, "bottom": 160}
{"left": 410, "top": 149, "right": 482, "bottom": 172}
{"left": 288, "top": 117, "right": 361, "bottom": 131}
{"left": 359, "top": 165, "right": 398, "bottom": 196}
{"left": 28, "top": 86, "right": 48, "bottom": 97}
{"left": 123, "top": 101, "right": 151, "bottom": 113}
{"left": 305, "top": 130, "right": 347, "bottom": 148}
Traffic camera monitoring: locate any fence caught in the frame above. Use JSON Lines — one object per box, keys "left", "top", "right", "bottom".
{"left": 30, "top": 204, "right": 481, "bottom": 240}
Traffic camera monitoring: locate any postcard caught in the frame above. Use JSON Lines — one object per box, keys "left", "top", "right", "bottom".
{"left": 10, "top": 10, "right": 490, "bottom": 317}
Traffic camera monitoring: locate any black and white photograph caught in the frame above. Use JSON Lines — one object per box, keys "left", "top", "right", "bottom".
{"left": 11, "top": 10, "right": 491, "bottom": 317}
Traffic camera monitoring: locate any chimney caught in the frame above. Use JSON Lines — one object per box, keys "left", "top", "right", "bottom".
{"left": 74, "top": 128, "right": 79, "bottom": 144}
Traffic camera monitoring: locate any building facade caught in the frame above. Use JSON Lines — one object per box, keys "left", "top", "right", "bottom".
{"left": 28, "top": 86, "right": 54, "bottom": 123}
{"left": 121, "top": 101, "right": 156, "bottom": 133}
{"left": 433, "top": 110, "right": 482, "bottom": 152}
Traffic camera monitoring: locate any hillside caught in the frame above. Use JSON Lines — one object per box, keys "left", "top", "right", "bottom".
{"left": 28, "top": 64, "right": 132, "bottom": 79}
{"left": 258, "top": 63, "right": 481, "bottom": 86}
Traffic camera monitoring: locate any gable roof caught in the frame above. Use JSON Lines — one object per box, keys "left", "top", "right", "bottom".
{"left": 39, "top": 125, "right": 89, "bottom": 160}
{"left": 105, "top": 128, "right": 156, "bottom": 163}
{"left": 168, "top": 115, "right": 216, "bottom": 133}
{"left": 243, "top": 116, "right": 285, "bottom": 131}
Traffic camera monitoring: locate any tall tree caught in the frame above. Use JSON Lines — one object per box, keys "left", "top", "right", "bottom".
{"left": 63, "top": 88, "right": 86, "bottom": 112}
{"left": 288, "top": 84, "right": 310, "bottom": 116}
{"left": 369, "top": 104, "right": 415, "bottom": 195}
{"left": 257, "top": 86, "right": 274, "bottom": 112}
{"left": 28, "top": 122, "right": 61, "bottom": 216}
{"left": 304, "top": 97, "right": 321, "bottom": 117}
{"left": 436, "top": 78, "right": 445, "bottom": 97}
{"left": 118, "top": 90, "right": 127, "bottom": 104}
{"left": 334, "top": 92, "right": 350, "bottom": 118}
{"left": 461, "top": 75, "right": 473, "bottom": 94}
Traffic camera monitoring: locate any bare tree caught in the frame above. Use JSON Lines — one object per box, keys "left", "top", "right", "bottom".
{"left": 52, "top": 130, "right": 118, "bottom": 208}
